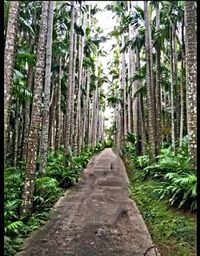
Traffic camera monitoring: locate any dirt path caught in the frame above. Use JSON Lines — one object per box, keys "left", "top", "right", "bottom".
{"left": 17, "top": 148, "right": 160, "bottom": 256}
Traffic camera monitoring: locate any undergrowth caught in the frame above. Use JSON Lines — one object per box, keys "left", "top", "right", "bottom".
{"left": 124, "top": 135, "right": 197, "bottom": 212}
{"left": 124, "top": 134, "right": 196, "bottom": 255}
{"left": 4, "top": 142, "right": 105, "bottom": 256}
{"left": 129, "top": 176, "right": 196, "bottom": 256}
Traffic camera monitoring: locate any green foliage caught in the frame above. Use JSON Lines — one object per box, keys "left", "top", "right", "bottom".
{"left": 154, "top": 172, "right": 197, "bottom": 211}
{"left": 129, "top": 137, "right": 197, "bottom": 212}
{"left": 125, "top": 132, "right": 138, "bottom": 146}
{"left": 135, "top": 155, "right": 150, "bottom": 169}
{"left": 46, "top": 143, "right": 104, "bottom": 189}
{"left": 138, "top": 139, "right": 192, "bottom": 181}
{"left": 4, "top": 236, "right": 23, "bottom": 256}
{"left": 129, "top": 177, "right": 196, "bottom": 256}
{"left": 4, "top": 143, "right": 105, "bottom": 255}
{"left": 34, "top": 177, "right": 63, "bottom": 211}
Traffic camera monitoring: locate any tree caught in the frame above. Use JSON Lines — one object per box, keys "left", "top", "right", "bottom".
{"left": 64, "top": 0, "right": 75, "bottom": 160}
{"left": 39, "top": 1, "right": 54, "bottom": 175}
{"left": 4, "top": 1, "right": 20, "bottom": 161}
{"left": 144, "top": 1, "right": 156, "bottom": 158}
{"left": 20, "top": 2, "right": 49, "bottom": 218}
{"left": 185, "top": 1, "right": 197, "bottom": 170}
{"left": 155, "top": 2, "right": 161, "bottom": 154}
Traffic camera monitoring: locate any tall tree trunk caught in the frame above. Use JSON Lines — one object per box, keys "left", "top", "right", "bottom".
{"left": 4, "top": 1, "right": 20, "bottom": 162}
{"left": 64, "top": 1, "right": 75, "bottom": 160}
{"left": 20, "top": 2, "right": 49, "bottom": 218}
{"left": 170, "top": 26, "right": 176, "bottom": 151}
{"left": 155, "top": 3, "right": 161, "bottom": 155}
{"left": 179, "top": 17, "right": 185, "bottom": 147}
{"left": 127, "top": 1, "right": 132, "bottom": 134}
{"left": 85, "top": 70, "right": 91, "bottom": 145}
{"left": 12, "top": 101, "right": 19, "bottom": 167}
{"left": 48, "top": 79, "right": 55, "bottom": 150}
{"left": 135, "top": 48, "right": 142, "bottom": 155}
{"left": 185, "top": 1, "right": 197, "bottom": 170}
{"left": 21, "top": 7, "right": 37, "bottom": 162}
{"left": 39, "top": 1, "right": 54, "bottom": 175}
{"left": 144, "top": 1, "right": 156, "bottom": 159}
{"left": 121, "top": 34, "right": 127, "bottom": 139}
{"left": 55, "top": 58, "right": 62, "bottom": 151}
{"left": 21, "top": 62, "right": 34, "bottom": 161}
{"left": 70, "top": 12, "right": 77, "bottom": 148}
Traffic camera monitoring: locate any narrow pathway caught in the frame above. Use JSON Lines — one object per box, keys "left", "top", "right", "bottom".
{"left": 18, "top": 149, "right": 159, "bottom": 256}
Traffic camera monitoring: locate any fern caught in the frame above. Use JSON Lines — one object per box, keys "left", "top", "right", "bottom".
{"left": 154, "top": 172, "right": 197, "bottom": 211}
{"left": 4, "top": 221, "right": 24, "bottom": 236}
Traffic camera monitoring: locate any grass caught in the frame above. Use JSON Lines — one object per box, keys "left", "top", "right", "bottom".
{"left": 129, "top": 171, "right": 196, "bottom": 256}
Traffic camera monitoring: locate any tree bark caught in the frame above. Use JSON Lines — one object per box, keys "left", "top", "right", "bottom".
{"left": 4, "top": 1, "right": 20, "bottom": 162}
{"left": 64, "top": 1, "right": 75, "bottom": 160}
{"left": 155, "top": 3, "right": 161, "bottom": 155}
{"left": 185, "top": 1, "right": 197, "bottom": 170}
{"left": 20, "top": 1, "right": 49, "bottom": 218}
{"left": 55, "top": 58, "right": 62, "bottom": 151}
{"left": 170, "top": 26, "right": 176, "bottom": 151}
{"left": 144, "top": 1, "right": 156, "bottom": 159}
{"left": 39, "top": 1, "right": 54, "bottom": 175}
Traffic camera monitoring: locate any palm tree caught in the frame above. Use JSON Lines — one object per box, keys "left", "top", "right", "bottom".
{"left": 4, "top": 1, "right": 20, "bottom": 161}
{"left": 55, "top": 57, "right": 63, "bottom": 151}
{"left": 64, "top": 0, "right": 75, "bottom": 160}
{"left": 121, "top": 34, "right": 127, "bottom": 139}
{"left": 144, "top": 1, "right": 156, "bottom": 158}
{"left": 185, "top": 1, "right": 197, "bottom": 170}
{"left": 20, "top": 2, "right": 49, "bottom": 218}
{"left": 39, "top": 1, "right": 54, "bottom": 175}
{"left": 74, "top": 6, "right": 86, "bottom": 155}
{"left": 155, "top": 2, "right": 161, "bottom": 154}
{"left": 70, "top": 13, "right": 77, "bottom": 148}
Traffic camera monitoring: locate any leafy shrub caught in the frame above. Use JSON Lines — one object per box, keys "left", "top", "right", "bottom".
{"left": 34, "top": 177, "right": 63, "bottom": 211}
{"left": 125, "top": 132, "right": 138, "bottom": 146}
{"left": 154, "top": 172, "right": 197, "bottom": 211}
{"left": 135, "top": 155, "right": 150, "bottom": 169}
{"left": 46, "top": 151, "right": 77, "bottom": 188}
{"left": 4, "top": 143, "right": 105, "bottom": 255}
{"left": 138, "top": 141, "right": 192, "bottom": 180}
{"left": 129, "top": 137, "right": 196, "bottom": 211}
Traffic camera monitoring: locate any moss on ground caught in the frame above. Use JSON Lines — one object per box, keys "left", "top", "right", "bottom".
{"left": 129, "top": 171, "right": 196, "bottom": 256}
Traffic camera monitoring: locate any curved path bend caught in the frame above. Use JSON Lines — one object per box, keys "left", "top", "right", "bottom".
{"left": 18, "top": 148, "right": 160, "bottom": 256}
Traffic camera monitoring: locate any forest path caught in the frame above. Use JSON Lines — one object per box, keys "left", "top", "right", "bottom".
{"left": 17, "top": 148, "right": 159, "bottom": 256}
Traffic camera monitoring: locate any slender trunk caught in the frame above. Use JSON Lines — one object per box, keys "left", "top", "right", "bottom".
{"left": 21, "top": 7, "right": 37, "bottom": 162}
{"left": 127, "top": 1, "right": 132, "bottom": 134}
{"left": 82, "top": 69, "right": 87, "bottom": 148}
{"left": 155, "top": 4, "right": 161, "bottom": 155}
{"left": 20, "top": 2, "right": 49, "bottom": 218}
{"left": 4, "top": 1, "right": 20, "bottom": 162}
{"left": 135, "top": 48, "right": 142, "bottom": 155}
{"left": 55, "top": 58, "right": 62, "bottom": 151}
{"left": 179, "top": 18, "right": 185, "bottom": 146}
{"left": 64, "top": 1, "right": 75, "bottom": 160}
{"left": 21, "top": 64, "right": 34, "bottom": 161}
{"left": 185, "top": 1, "right": 197, "bottom": 170}
{"left": 39, "top": 1, "right": 54, "bottom": 175}
{"left": 121, "top": 34, "right": 127, "bottom": 138}
{"left": 12, "top": 102, "right": 19, "bottom": 167}
{"left": 85, "top": 71, "right": 91, "bottom": 145}
{"left": 170, "top": 26, "right": 175, "bottom": 151}
{"left": 70, "top": 12, "right": 77, "bottom": 148}
{"left": 144, "top": 1, "right": 156, "bottom": 159}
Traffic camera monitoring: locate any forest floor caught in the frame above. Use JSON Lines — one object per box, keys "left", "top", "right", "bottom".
{"left": 17, "top": 148, "right": 159, "bottom": 256}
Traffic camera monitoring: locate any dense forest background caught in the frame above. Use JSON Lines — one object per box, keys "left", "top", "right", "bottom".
{"left": 4, "top": 1, "right": 196, "bottom": 255}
